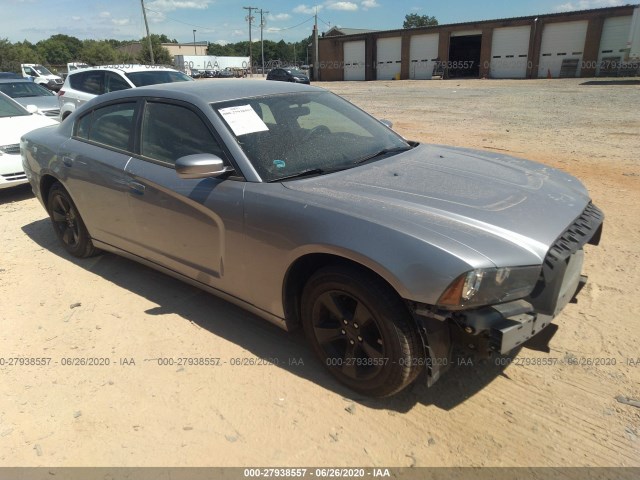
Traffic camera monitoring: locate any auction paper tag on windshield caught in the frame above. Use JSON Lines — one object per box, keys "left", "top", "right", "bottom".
{"left": 218, "top": 105, "right": 269, "bottom": 136}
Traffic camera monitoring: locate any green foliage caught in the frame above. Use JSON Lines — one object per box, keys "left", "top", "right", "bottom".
{"left": 403, "top": 13, "right": 438, "bottom": 29}
{"left": 0, "top": 39, "right": 40, "bottom": 71}
{"left": 137, "top": 36, "right": 173, "bottom": 65}
{"left": 81, "top": 40, "right": 121, "bottom": 65}
{"left": 207, "top": 35, "right": 314, "bottom": 66}
{"left": 0, "top": 32, "right": 313, "bottom": 74}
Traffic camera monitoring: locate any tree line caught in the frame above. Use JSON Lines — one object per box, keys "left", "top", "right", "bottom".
{"left": 0, "top": 33, "right": 314, "bottom": 74}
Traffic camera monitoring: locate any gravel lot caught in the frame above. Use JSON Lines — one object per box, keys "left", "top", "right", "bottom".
{"left": 0, "top": 78, "right": 638, "bottom": 468}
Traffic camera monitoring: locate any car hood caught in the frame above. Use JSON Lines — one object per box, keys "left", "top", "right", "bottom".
{"left": 282, "top": 143, "right": 592, "bottom": 267}
{"left": 1, "top": 114, "right": 58, "bottom": 146}
{"left": 14, "top": 96, "right": 59, "bottom": 111}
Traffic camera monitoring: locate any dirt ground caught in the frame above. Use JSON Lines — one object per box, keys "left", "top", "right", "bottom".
{"left": 0, "top": 78, "right": 639, "bottom": 468}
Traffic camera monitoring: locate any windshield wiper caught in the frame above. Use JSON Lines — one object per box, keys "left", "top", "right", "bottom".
{"left": 355, "top": 146, "right": 413, "bottom": 165}
{"left": 270, "top": 165, "right": 350, "bottom": 182}
{"left": 269, "top": 168, "right": 325, "bottom": 182}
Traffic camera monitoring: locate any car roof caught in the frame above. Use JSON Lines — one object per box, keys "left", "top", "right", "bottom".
{"left": 91, "top": 79, "right": 323, "bottom": 106}
{"left": 68, "top": 64, "right": 181, "bottom": 75}
{"left": 0, "top": 78, "right": 33, "bottom": 84}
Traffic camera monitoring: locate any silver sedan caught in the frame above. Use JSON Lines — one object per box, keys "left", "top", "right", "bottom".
{"left": 21, "top": 80, "right": 603, "bottom": 396}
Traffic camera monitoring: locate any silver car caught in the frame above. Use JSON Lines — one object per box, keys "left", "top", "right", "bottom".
{"left": 21, "top": 80, "right": 603, "bottom": 397}
{"left": 0, "top": 79, "right": 60, "bottom": 118}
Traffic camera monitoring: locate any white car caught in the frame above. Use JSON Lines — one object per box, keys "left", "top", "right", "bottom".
{"left": 0, "top": 92, "right": 57, "bottom": 190}
{"left": 57, "top": 64, "right": 192, "bottom": 121}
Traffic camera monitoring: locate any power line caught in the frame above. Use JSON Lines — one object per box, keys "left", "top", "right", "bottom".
{"left": 266, "top": 15, "right": 314, "bottom": 33}
{"left": 143, "top": 6, "right": 217, "bottom": 32}
{"left": 318, "top": 16, "right": 332, "bottom": 28}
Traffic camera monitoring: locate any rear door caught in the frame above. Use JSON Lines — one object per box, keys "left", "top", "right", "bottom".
{"left": 58, "top": 100, "right": 137, "bottom": 250}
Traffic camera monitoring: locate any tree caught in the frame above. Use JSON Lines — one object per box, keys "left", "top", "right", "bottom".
{"left": 0, "top": 39, "right": 40, "bottom": 72}
{"left": 403, "top": 13, "right": 438, "bottom": 29}
{"left": 137, "top": 35, "right": 172, "bottom": 65}
{"left": 81, "top": 40, "right": 121, "bottom": 65}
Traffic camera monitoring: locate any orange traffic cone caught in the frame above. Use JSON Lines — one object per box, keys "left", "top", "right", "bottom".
{"left": 547, "top": 68, "right": 552, "bottom": 79}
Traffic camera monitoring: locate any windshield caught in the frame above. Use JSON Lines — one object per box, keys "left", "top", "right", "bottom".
{"left": 33, "top": 65, "right": 54, "bottom": 76}
{"left": 125, "top": 70, "right": 193, "bottom": 87}
{"left": 0, "top": 93, "right": 29, "bottom": 118}
{"left": 287, "top": 70, "right": 305, "bottom": 75}
{"left": 0, "top": 81, "right": 54, "bottom": 98}
{"left": 215, "top": 91, "right": 411, "bottom": 182}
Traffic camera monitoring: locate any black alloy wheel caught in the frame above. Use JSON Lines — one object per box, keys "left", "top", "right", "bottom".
{"left": 302, "top": 265, "right": 424, "bottom": 397}
{"left": 47, "top": 182, "right": 98, "bottom": 258}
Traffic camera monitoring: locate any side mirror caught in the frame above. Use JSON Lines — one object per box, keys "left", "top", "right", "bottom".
{"left": 175, "top": 154, "right": 234, "bottom": 179}
{"left": 380, "top": 119, "right": 393, "bottom": 129}
{"left": 26, "top": 104, "right": 39, "bottom": 114}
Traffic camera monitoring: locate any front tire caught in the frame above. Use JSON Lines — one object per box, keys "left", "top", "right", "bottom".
{"left": 47, "top": 182, "right": 98, "bottom": 258}
{"left": 301, "top": 266, "right": 424, "bottom": 397}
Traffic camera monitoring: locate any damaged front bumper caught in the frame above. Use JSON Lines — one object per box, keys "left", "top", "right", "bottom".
{"left": 410, "top": 202, "right": 604, "bottom": 386}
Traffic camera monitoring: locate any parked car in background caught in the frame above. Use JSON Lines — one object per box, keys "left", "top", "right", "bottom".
{"left": 22, "top": 81, "right": 603, "bottom": 397}
{"left": 217, "top": 68, "right": 235, "bottom": 78}
{"left": 266, "top": 67, "right": 310, "bottom": 84}
{"left": 189, "top": 68, "right": 202, "bottom": 79}
{"left": 0, "top": 79, "right": 60, "bottom": 119}
{"left": 67, "top": 62, "right": 89, "bottom": 73}
{"left": 0, "top": 92, "right": 57, "bottom": 189}
{"left": 202, "top": 69, "right": 217, "bottom": 78}
{"left": 57, "top": 65, "right": 193, "bottom": 121}
{"left": 21, "top": 64, "right": 64, "bottom": 91}
{"left": 63, "top": 62, "right": 90, "bottom": 80}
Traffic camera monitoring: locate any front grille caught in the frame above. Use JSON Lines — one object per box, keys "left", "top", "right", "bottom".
{"left": 544, "top": 203, "right": 604, "bottom": 270}
{"left": 528, "top": 202, "right": 604, "bottom": 316}
{"left": 1, "top": 172, "right": 27, "bottom": 181}
{"left": 0, "top": 144, "right": 20, "bottom": 155}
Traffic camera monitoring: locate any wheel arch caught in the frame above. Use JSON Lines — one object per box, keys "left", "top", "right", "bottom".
{"left": 40, "top": 173, "right": 62, "bottom": 207}
{"left": 282, "top": 252, "right": 411, "bottom": 329}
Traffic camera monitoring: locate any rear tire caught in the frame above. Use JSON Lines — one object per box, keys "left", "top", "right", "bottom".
{"left": 47, "top": 182, "right": 98, "bottom": 258}
{"left": 301, "top": 265, "right": 424, "bottom": 397}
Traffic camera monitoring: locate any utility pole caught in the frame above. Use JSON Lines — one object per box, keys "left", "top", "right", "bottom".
{"left": 260, "top": 9, "right": 269, "bottom": 76}
{"left": 243, "top": 6, "right": 258, "bottom": 77}
{"left": 313, "top": 6, "right": 319, "bottom": 81}
{"left": 140, "top": 0, "right": 155, "bottom": 64}
{"left": 193, "top": 30, "right": 197, "bottom": 55}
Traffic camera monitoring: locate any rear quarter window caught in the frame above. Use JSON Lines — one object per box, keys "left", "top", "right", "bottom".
{"left": 69, "top": 71, "right": 104, "bottom": 95}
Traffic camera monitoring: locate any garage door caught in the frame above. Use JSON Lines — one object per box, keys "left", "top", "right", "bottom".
{"left": 490, "top": 26, "right": 531, "bottom": 78}
{"left": 409, "top": 34, "right": 439, "bottom": 79}
{"left": 344, "top": 41, "right": 366, "bottom": 81}
{"left": 376, "top": 37, "right": 402, "bottom": 80}
{"left": 538, "top": 21, "right": 588, "bottom": 78}
{"left": 597, "top": 16, "right": 633, "bottom": 76}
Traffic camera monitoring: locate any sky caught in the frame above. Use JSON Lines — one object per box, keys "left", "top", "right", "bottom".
{"left": 1, "top": 0, "right": 632, "bottom": 45}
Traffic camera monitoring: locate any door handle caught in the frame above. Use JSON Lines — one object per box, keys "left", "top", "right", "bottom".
{"left": 62, "top": 156, "right": 73, "bottom": 167}
{"left": 129, "top": 182, "right": 146, "bottom": 195}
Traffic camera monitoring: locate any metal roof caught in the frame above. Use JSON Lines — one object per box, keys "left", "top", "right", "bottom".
{"left": 321, "top": 4, "right": 639, "bottom": 39}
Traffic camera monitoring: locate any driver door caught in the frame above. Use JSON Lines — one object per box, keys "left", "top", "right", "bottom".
{"left": 124, "top": 100, "right": 245, "bottom": 291}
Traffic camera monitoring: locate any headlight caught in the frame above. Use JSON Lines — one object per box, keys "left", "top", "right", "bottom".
{"left": 437, "top": 265, "right": 541, "bottom": 309}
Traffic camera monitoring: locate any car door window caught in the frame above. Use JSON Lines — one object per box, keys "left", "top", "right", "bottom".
{"left": 140, "top": 102, "right": 225, "bottom": 165}
{"left": 105, "top": 72, "right": 130, "bottom": 93}
{"left": 75, "top": 102, "right": 136, "bottom": 152}
{"left": 70, "top": 71, "right": 104, "bottom": 95}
